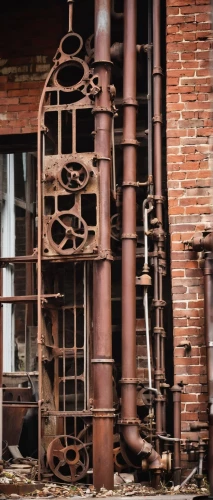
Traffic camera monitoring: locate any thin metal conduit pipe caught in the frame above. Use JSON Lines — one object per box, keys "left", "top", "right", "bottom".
{"left": 111, "top": 0, "right": 123, "bottom": 19}
{"left": 204, "top": 253, "right": 213, "bottom": 497}
{"left": 143, "top": 200, "right": 153, "bottom": 390}
{"left": 152, "top": 0, "right": 165, "bottom": 450}
{"left": 120, "top": 0, "right": 162, "bottom": 471}
{"left": 92, "top": 0, "right": 114, "bottom": 490}
{"left": 147, "top": 0, "right": 153, "bottom": 188}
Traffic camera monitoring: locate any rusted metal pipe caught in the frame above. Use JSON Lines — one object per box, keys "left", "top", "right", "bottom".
{"left": 120, "top": 0, "right": 162, "bottom": 472}
{"left": 0, "top": 269, "right": 2, "bottom": 460}
{"left": 111, "top": 0, "right": 123, "bottom": 20}
{"left": 204, "top": 253, "right": 213, "bottom": 497}
{"left": 171, "top": 384, "right": 182, "bottom": 485}
{"left": 92, "top": 0, "right": 114, "bottom": 491}
{"left": 186, "top": 232, "right": 213, "bottom": 253}
{"left": 152, "top": 0, "right": 166, "bottom": 459}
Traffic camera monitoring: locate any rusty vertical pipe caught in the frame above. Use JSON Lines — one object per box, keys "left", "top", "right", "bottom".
{"left": 120, "top": 0, "right": 162, "bottom": 471}
{"left": 171, "top": 385, "right": 181, "bottom": 485}
{"left": 152, "top": 0, "right": 166, "bottom": 451}
{"left": 204, "top": 254, "right": 213, "bottom": 497}
{"left": 92, "top": 0, "right": 114, "bottom": 491}
{"left": 0, "top": 269, "right": 3, "bottom": 460}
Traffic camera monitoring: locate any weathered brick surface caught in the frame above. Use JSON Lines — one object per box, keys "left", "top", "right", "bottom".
{"left": 166, "top": 0, "right": 212, "bottom": 444}
{"left": 0, "top": 0, "right": 65, "bottom": 134}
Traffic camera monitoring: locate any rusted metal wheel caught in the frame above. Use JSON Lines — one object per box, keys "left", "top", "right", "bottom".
{"left": 111, "top": 214, "right": 121, "bottom": 241}
{"left": 47, "top": 210, "right": 88, "bottom": 255}
{"left": 47, "top": 435, "right": 89, "bottom": 482}
{"left": 58, "top": 161, "right": 89, "bottom": 192}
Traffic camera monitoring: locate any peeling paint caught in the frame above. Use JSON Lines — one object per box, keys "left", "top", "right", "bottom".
{"left": 96, "top": 0, "right": 109, "bottom": 35}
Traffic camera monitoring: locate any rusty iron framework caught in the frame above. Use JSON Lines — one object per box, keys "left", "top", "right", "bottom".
{"left": 1, "top": 0, "right": 211, "bottom": 492}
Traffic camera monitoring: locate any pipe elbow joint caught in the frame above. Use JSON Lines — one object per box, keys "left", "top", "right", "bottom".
{"left": 122, "top": 426, "right": 163, "bottom": 470}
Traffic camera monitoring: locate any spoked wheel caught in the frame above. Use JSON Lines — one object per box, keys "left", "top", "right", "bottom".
{"left": 47, "top": 211, "right": 88, "bottom": 255}
{"left": 47, "top": 435, "right": 89, "bottom": 482}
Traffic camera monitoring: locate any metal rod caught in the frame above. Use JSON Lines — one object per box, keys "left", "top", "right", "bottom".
{"left": 171, "top": 384, "right": 182, "bottom": 485}
{"left": 179, "top": 467, "right": 197, "bottom": 489}
{"left": 92, "top": 0, "right": 114, "bottom": 490}
{"left": 121, "top": 0, "right": 162, "bottom": 472}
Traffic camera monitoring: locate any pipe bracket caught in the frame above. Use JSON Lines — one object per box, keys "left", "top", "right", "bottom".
{"left": 91, "top": 358, "right": 114, "bottom": 363}
{"left": 121, "top": 139, "right": 140, "bottom": 147}
{"left": 92, "top": 409, "right": 115, "bottom": 418}
{"left": 152, "top": 300, "right": 166, "bottom": 308}
{"left": 122, "top": 98, "right": 138, "bottom": 107}
{"left": 153, "top": 66, "right": 163, "bottom": 76}
{"left": 118, "top": 418, "right": 140, "bottom": 425}
{"left": 153, "top": 327, "right": 165, "bottom": 334}
{"left": 153, "top": 114, "right": 163, "bottom": 124}
{"left": 92, "top": 60, "right": 113, "bottom": 67}
{"left": 97, "top": 249, "right": 113, "bottom": 260}
{"left": 121, "top": 233, "right": 137, "bottom": 240}
{"left": 92, "top": 106, "right": 114, "bottom": 115}
{"left": 122, "top": 181, "right": 138, "bottom": 187}
{"left": 120, "top": 378, "right": 138, "bottom": 384}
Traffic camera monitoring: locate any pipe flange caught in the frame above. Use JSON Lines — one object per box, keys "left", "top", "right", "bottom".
{"left": 92, "top": 408, "right": 116, "bottom": 418}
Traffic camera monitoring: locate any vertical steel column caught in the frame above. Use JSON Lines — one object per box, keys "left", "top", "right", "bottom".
{"left": 92, "top": 0, "right": 114, "bottom": 490}
{"left": 120, "top": 0, "right": 162, "bottom": 472}
{"left": 204, "top": 254, "right": 213, "bottom": 497}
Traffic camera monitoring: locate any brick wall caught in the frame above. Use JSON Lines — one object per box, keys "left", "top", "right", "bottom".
{"left": 166, "top": 0, "right": 212, "bottom": 462}
{"left": 0, "top": 0, "right": 65, "bottom": 135}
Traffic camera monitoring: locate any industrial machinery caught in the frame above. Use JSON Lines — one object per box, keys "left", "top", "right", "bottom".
{"left": 0, "top": 0, "right": 210, "bottom": 492}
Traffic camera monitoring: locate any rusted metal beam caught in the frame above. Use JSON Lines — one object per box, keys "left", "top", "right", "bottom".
{"left": 92, "top": 0, "right": 114, "bottom": 490}
{"left": 0, "top": 294, "right": 63, "bottom": 303}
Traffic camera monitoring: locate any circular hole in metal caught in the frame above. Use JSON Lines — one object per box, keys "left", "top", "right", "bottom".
{"left": 62, "top": 34, "right": 82, "bottom": 56}
{"left": 66, "top": 449, "right": 77, "bottom": 462}
{"left": 56, "top": 62, "right": 84, "bottom": 88}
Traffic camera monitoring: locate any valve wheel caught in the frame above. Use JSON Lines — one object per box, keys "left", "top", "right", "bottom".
{"left": 58, "top": 161, "right": 89, "bottom": 192}
{"left": 47, "top": 435, "right": 89, "bottom": 482}
{"left": 47, "top": 211, "right": 88, "bottom": 255}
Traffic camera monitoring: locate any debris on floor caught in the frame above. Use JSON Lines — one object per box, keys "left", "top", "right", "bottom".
{"left": 0, "top": 468, "right": 210, "bottom": 498}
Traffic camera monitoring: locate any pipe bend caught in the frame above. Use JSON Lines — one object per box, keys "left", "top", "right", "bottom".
{"left": 122, "top": 425, "right": 163, "bottom": 469}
